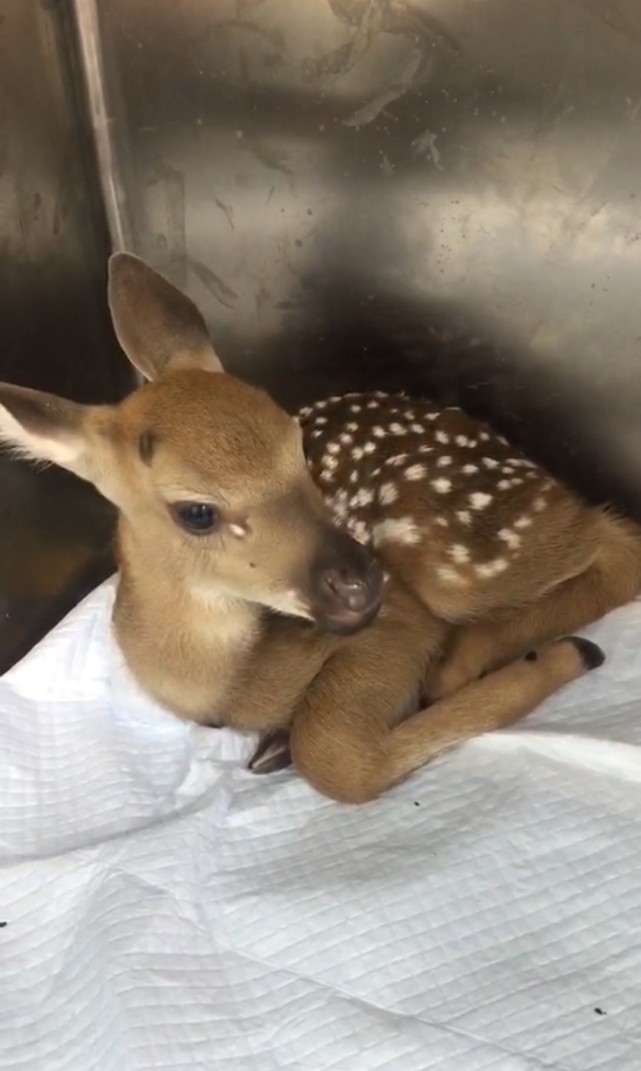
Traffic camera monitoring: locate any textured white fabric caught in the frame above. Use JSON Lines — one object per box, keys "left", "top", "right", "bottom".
{"left": 1, "top": 578, "right": 641, "bottom": 1070}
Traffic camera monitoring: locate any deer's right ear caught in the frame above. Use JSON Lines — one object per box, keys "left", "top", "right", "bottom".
{"left": 0, "top": 383, "right": 92, "bottom": 479}
{"left": 107, "top": 252, "right": 224, "bottom": 381}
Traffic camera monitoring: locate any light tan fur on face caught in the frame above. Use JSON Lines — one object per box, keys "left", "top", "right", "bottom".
{"left": 0, "top": 253, "right": 639, "bottom": 801}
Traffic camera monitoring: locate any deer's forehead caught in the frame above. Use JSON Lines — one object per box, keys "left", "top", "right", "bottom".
{"left": 139, "top": 426, "right": 307, "bottom": 508}
{"left": 124, "top": 369, "right": 292, "bottom": 437}
{"left": 118, "top": 372, "right": 302, "bottom": 478}
{"left": 149, "top": 438, "right": 300, "bottom": 498}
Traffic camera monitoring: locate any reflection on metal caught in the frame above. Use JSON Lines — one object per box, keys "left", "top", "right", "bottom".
{"left": 2, "top": 0, "right": 641, "bottom": 665}
{"left": 72, "top": 0, "right": 131, "bottom": 252}
{"left": 84, "top": 0, "right": 641, "bottom": 515}
{"left": 0, "top": 0, "right": 128, "bottom": 669}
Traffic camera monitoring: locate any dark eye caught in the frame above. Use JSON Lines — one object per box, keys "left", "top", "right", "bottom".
{"left": 172, "top": 502, "right": 219, "bottom": 535}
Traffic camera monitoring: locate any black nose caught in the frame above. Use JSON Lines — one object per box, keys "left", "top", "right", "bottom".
{"left": 322, "top": 562, "right": 380, "bottom": 614}
{"left": 311, "top": 534, "right": 384, "bottom": 634}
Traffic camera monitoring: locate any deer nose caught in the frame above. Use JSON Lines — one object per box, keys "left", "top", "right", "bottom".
{"left": 322, "top": 563, "right": 380, "bottom": 613}
{"left": 314, "top": 551, "right": 384, "bottom": 635}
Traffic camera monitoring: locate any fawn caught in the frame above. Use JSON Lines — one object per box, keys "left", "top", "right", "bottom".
{"left": 0, "top": 253, "right": 639, "bottom": 803}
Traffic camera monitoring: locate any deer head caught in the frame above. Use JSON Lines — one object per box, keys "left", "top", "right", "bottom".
{"left": 0, "top": 254, "right": 383, "bottom": 634}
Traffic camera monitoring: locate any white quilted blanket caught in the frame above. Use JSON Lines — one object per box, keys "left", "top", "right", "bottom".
{"left": 1, "top": 578, "right": 641, "bottom": 1070}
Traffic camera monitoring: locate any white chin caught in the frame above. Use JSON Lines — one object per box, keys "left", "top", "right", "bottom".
{"left": 265, "top": 592, "right": 312, "bottom": 621}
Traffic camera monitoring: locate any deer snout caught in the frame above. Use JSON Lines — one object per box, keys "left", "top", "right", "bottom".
{"left": 310, "top": 535, "right": 383, "bottom": 635}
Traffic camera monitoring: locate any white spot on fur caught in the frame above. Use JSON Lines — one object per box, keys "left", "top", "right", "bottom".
{"left": 326, "top": 442, "right": 340, "bottom": 456}
{"left": 482, "top": 458, "right": 499, "bottom": 470}
{"left": 390, "top": 423, "right": 407, "bottom": 435}
{"left": 350, "top": 404, "right": 362, "bottom": 413}
{"left": 367, "top": 401, "right": 379, "bottom": 410}
{"left": 405, "top": 463, "right": 426, "bottom": 481}
{"left": 476, "top": 557, "right": 509, "bottom": 578}
{"left": 469, "top": 492, "right": 492, "bottom": 509}
{"left": 352, "top": 446, "right": 364, "bottom": 460}
{"left": 346, "top": 422, "right": 358, "bottom": 433}
{"left": 497, "top": 480, "right": 511, "bottom": 490}
{"left": 435, "top": 516, "right": 449, "bottom": 527}
{"left": 514, "top": 514, "right": 533, "bottom": 529}
{"left": 418, "top": 444, "right": 433, "bottom": 455}
{"left": 340, "top": 433, "right": 353, "bottom": 445}
{"left": 352, "top": 488, "right": 373, "bottom": 507}
{"left": 456, "top": 510, "right": 471, "bottom": 526}
{"left": 448, "top": 544, "right": 470, "bottom": 564}
{"left": 363, "top": 442, "right": 376, "bottom": 455}
{"left": 436, "top": 455, "right": 452, "bottom": 468}
{"left": 456, "top": 435, "right": 469, "bottom": 447}
{"left": 462, "top": 464, "right": 479, "bottom": 474}
{"left": 409, "top": 423, "right": 424, "bottom": 434}
{"left": 315, "top": 416, "right": 328, "bottom": 425}
{"left": 372, "top": 517, "right": 420, "bottom": 547}
{"left": 533, "top": 496, "right": 547, "bottom": 512}
{"left": 432, "top": 478, "right": 452, "bottom": 494}
{"left": 349, "top": 470, "right": 358, "bottom": 484}
{"left": 379, "top": 482, "right": 398, "bottom": 504}
{"left": 498, "top": 528, "right": 521, "bottom": 550}
{"left": 437, "top": 566, "right": 466, "bottom": 585}
{"left": 372, "top": 426, "right": 386, "bottom": 438}
{"left": 435, "top": 430, "right": 449, "bottom": 444}
{"left": 388, "top": 454, "right": 407, "bottom": 467}
{"left": 352, "top": 520, "right": 368, "bottom": 544}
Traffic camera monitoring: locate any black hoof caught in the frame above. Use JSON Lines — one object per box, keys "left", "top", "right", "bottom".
{"left": 248, "top": 730, "right": 293, "bottom": 775}
{"left": 565, "top": 635, "right": 606, "bottom": 671}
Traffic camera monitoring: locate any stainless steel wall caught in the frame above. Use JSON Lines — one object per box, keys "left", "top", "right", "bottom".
{"left": 2, "top": 0, "right": 641, "bottom": 667}
{"left": 0, "top": 1, "right": 131, "bottom": 668}
{"left": 85, "top": 0, "right": 641, "bottom": 515}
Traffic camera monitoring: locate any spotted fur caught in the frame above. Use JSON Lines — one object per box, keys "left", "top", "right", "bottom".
{"left": 297, "top": 391, "right": 564, "bottom": 620}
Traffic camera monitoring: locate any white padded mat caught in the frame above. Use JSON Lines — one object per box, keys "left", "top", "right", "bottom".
{"left": 1, "top": 579, "right": 641, "bottom": 1071}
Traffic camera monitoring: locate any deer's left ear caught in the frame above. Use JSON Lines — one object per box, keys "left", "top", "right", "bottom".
{"left": 0, "top": 382, "right": 93, "bottom": 479}
{"left": 108, "top": 252, "right": 225, "bottom": 381}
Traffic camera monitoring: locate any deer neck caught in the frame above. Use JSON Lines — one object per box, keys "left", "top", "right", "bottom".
{"left": 111, "top": 517, "right": 262, "bottom": 723}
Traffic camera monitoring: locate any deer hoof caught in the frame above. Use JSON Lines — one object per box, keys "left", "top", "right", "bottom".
{"left": 248, "top": 730, "right": 293, "bottom": 775}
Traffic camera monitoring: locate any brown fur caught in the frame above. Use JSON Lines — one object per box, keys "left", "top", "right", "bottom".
{"left": 0, "top": 254, "right": 637, "bottom": 803}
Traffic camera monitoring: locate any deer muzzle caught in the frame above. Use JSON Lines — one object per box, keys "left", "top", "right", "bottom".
{"left": 308, "top": 531, "right": 383, "bottom": 634}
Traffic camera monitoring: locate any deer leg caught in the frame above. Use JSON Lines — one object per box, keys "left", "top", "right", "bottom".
{"left": 428, "top": 525, "right": 641, "bottom": 699}
{"left": 291, "top": 635, "right": 604, "bottom": 804}
{"left": 248, "top": 683, "right": 424, "bottom": 776}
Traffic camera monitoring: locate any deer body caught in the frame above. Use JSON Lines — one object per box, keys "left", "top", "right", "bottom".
{"left": 0, "top": 253, "right": 638, "bottom": 804}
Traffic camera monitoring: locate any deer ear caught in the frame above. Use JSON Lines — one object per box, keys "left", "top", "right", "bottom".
{"left": 0, "top": 383, "right": 92, "bottom": 479}
{"left": 107, "top": 252, "right": 224, "bottom": 381}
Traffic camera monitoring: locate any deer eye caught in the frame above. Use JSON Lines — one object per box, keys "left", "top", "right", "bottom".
{"left": 171, "top": 502, "right": 219, "bottom": 535}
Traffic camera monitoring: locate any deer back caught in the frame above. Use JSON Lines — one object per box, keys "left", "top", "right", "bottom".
{"left": 299, "top": 392, "right": 610, "bottom": 622}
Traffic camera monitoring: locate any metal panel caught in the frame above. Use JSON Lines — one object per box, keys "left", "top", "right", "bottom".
{"left": 0, "top": 0, "right": 132, "bottom": 669}
{"left": 90, "top": 0, "right": 641, "bottom": 515}
{"left": 3, "top": 0, "right": 641, "bottom": 667}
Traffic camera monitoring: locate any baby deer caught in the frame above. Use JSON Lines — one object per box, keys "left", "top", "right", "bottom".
{"left": 0, "top": 254, "right": 638, "bottom": 804}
